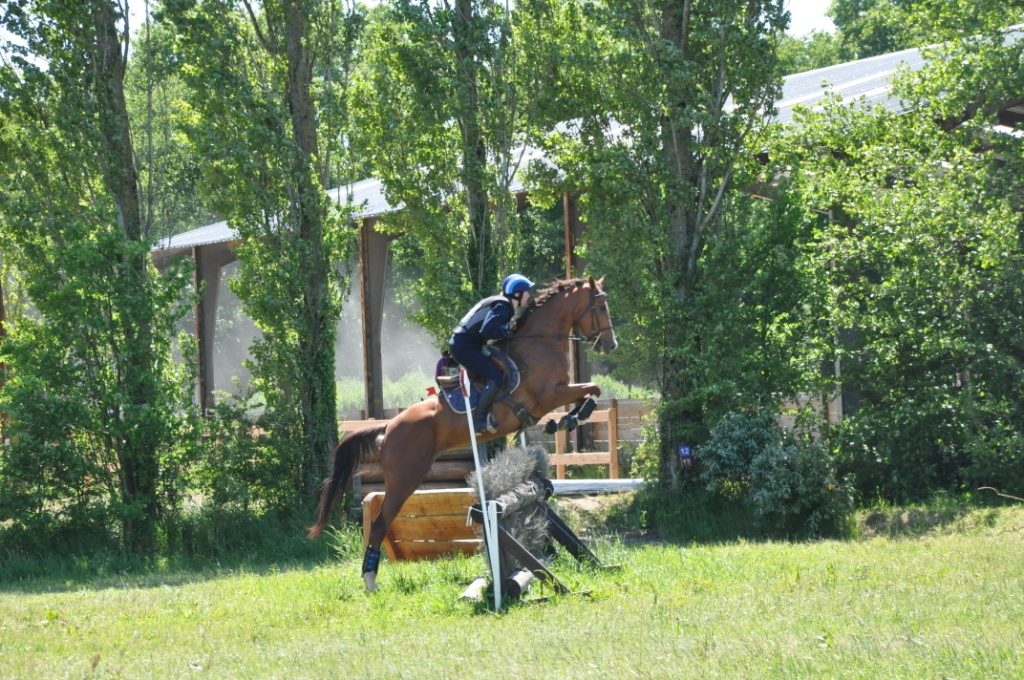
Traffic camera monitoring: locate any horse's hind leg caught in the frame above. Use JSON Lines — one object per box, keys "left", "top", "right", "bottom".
{"left": 361, "top": 437, "right": 437, "bottom": 592}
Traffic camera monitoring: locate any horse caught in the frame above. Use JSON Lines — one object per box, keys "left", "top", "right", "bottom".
{"left": 308, "top": 275, "right": 618, "bottom": 591}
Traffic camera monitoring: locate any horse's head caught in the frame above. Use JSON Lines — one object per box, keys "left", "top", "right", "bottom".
{"left": 575, "top": 276, "right": 618, "bottom": 355}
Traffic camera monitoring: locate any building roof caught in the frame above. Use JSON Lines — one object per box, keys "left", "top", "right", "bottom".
{"left": 150, "top": 39, "right": 964, "bottom": 256}
{"left": 772, "top": 45, "right": 925, "bottom": 123}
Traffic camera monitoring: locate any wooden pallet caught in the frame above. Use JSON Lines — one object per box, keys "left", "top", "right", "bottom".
{"left": 362, "top": 489, "right": 480, "bottom": 561}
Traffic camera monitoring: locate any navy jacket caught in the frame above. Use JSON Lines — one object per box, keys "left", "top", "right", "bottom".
{"left": 450, "top": 295, "right": 514, "bottom": 346}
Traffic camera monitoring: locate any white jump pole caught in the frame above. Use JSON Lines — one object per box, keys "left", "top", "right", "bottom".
{"left": 460, "top": 368, "right": 502, "bottom": 611}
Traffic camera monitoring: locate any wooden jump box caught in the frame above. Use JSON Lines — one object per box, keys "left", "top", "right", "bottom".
{"left": 362, "top": 489, "right": 479, "bottom": 561}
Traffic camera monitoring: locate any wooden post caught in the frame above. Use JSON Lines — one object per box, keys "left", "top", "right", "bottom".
{"left": 359, "top": 218, "right": 388, "bottom": 419}
{"left": 608, "top": 399, "right": 619, "bottom": 479}
{"left": 192, "top": 244, "right": 237, "bottom": 414}
{"left": 555, "top": 426, "right": 567, "bottom": 480}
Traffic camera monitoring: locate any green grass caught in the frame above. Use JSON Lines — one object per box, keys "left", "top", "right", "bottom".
{"left": 2, "top": 506, "right": 1022, "bottom": 678}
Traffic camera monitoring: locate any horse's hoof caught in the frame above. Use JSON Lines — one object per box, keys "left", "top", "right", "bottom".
{"left": 363, "top": 573, "right": 378, "bottom": 592}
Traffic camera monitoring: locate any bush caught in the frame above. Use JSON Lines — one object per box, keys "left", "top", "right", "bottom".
{"left": 963, "top": 419, "right": 1024, "bottom": 499}
{"left": 191, "top": 395, "right": 302, "bottom": 513}
{"left": 628, "top": 484, "right": 755, "bottom": 543}
{"left": 629, "top": 422, "right": 663, "bottom": 482}
{"left": 699, "top": 411, "right": 853, "bottom": 536}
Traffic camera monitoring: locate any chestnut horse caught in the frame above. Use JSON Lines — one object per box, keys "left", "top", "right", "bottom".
{"left": 308, "top": 276, "right": 617, "bottom": 590}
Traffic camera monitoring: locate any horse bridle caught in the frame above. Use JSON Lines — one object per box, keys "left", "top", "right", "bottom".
{"left": 570, "top": 289, "right": 615, "bottom": 349}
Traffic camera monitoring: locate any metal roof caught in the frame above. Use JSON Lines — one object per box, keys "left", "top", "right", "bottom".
{"left": 156, "top": 218, "right": 233, "bottom": 251}
{"left": 772, "top": 45, "right": 925, "bottom": 123}
{"left": 155, "top": 176, "right": 395, "bottom": 255}
{"left": 151, "top": 39, "right": 960, "bottom": 256}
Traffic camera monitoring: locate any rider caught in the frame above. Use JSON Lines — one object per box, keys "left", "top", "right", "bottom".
{"left": 449, "top": 273, "right": 534, "bottom": 431}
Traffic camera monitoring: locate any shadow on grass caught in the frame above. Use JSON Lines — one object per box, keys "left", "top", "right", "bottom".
{"left": 575, "top": 485, "right": 1012, "bottom": 548}
{"left": 0, "top": 509, "right": 365, "bottom": 595}
{"left": 6, "top": 488, "right": 1013, "bottom": 597}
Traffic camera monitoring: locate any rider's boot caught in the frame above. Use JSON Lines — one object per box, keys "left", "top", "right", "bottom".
{"left": 474, "top": 379, "right": 499, "bottom": 433}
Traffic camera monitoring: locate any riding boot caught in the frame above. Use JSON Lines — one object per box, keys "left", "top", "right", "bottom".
{"left": 474, "top": 379, "right": 499, "bottom": 432}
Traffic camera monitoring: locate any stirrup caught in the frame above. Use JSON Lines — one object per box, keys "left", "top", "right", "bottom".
{"left": 474, "top": 413, "right": 497, "bottom": 434}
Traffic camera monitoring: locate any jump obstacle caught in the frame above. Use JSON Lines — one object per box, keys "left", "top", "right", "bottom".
{"left": 461, "top": 445, "right": 612, "bottom": 602}
{"left": 342, "top": 397, "right": 625, "bottom": 499}
{"left": 360, "top": 447, "right": 612, "bottom": 603}
{"left": 353, "top": 395, "right": 622, "bottom": 563}
{"left": 356, "top": 419, "right": 614, "bottom": 608}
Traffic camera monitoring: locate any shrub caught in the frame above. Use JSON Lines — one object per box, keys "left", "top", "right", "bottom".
{"left": 963, "top": 419, "right": 1024, "bottom": 499}
{"left": 630, "top": 422, "right": 663, "bottom": 482}
{"left": 699, "top": 411, "right": 853, "bottom": 536}
{"left": 190, "top": 395, "right": 300, "bottom": 513}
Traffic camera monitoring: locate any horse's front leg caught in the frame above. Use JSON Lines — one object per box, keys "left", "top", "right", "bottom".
{"left": 549, "top": 382, "right": 602, "bottom": 407}
{"left": 543, "top": 383, "right": 603, "bottom": 433}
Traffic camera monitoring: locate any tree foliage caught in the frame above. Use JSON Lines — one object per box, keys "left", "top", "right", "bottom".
{"left": 123, "top": 15, "right": 219, "bottom": 242}
{"left": 777, "top": 30, "right": 844, "bottom": 74}
{"left": 767, "top": 16, "right": 1024, "bottom": 499}
{"left": 0, "top": 0, "right": 195, "bottom": 554}
{"left": 828, "top": 0, "right": 1024, "bottom": 60}
{"left": 352, "top": 0, "right": 570, "bottom": 341}
{"left": 162, "top": 0, "right": 363, "bottom": 502}
{"left": 536, "top": 0, "right": 788, "bottom": 484}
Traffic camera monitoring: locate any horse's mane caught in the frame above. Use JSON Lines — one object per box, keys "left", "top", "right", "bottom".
{"left": 514, "top": 277, "right": 587, "bottom": 328}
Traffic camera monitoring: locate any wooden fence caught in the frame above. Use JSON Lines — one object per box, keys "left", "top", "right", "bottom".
{"left": 340, "top": 398, "right": 652, "bottom": 497}
{"left": 545, "top": 400, "right": 619, "bottom": 479}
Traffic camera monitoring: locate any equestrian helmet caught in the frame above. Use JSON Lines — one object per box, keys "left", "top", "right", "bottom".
{"left": 501, "top": 274, "right": 534, "bottom": 297}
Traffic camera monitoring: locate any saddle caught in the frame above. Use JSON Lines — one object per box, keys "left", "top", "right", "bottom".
{"left": 436, "top": 347, "right": 521, "bottom": 416}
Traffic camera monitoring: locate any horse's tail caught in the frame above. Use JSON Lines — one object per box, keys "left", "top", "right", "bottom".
{"left": 307, "top": 424, "right": 387, "bottom": 539}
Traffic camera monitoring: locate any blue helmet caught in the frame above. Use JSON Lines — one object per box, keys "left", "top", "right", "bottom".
{"left": 501, "top": 273, "right": 534, "bottom": 296}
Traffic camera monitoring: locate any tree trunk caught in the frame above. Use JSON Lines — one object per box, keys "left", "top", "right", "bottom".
{"left": 453, "top": 0, "right": 493, "bottom": 296}
{"left": 284, "top": 0, "right": 338, "bottom": 501}
{"left": 93, "top": 0, "right": 160, "bottom": 554}
{"left": 653, "top": 1, "right": 713, "bottom": 488}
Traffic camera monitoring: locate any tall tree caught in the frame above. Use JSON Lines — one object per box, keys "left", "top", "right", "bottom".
{"left": 353, "top": 0, "right": 565, "bottom": 339}
{"left": 123, "top": 14, "right": 219, "bottom": 242}
{"left": 769, "top": 7, "right": 1024, "bottom": 499}
{"left": 544, "top": 1, "right": 788, "bottom": 485}
{"left": 163, "top": 0, "right": 360, "bottom": 503}
{"left": 0, "top": 0, "right": 192, "bottom": 553}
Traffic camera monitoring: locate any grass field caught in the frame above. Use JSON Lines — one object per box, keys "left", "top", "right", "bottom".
{"left": 2, "top": 504, "right": 1022, "bottom": 679}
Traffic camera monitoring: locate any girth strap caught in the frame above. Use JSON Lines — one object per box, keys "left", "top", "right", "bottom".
{"left": 500, "top": 395, "right": 539, "bottom": 430}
